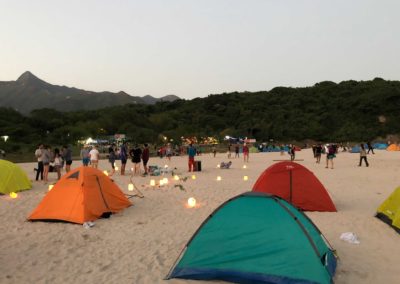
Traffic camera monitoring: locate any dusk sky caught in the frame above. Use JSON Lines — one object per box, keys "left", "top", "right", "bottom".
{"left": 1, "top": 0, "right": 399, "bottom": 99}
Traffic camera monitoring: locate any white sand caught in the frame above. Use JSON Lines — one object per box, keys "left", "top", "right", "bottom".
{"left": 1, "top": 149, "right": 399, "bottom": 284}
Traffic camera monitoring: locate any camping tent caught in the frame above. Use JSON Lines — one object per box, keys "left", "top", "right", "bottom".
{"left": 166, "top": 192, "right": 337, "bottom": 284}
{"left": 373, "top": 143, "right": 388, "bottom": 150}
{"left": 28, "top": 166, "right": 131, "bottom": 224}
{"left": 387, "top": 144, "right": 400, "bottom": 151}
{"left": 0, "top": 160, "right": 31, "bottom": 194}
{"left": 351, "top": 146, "right": 361, "bottom": 153}
{"left": 376, "top": 187, "right": 400, "bottom": 233}
{"left": 252, "top": 161, "right": 336, "bottom": 211}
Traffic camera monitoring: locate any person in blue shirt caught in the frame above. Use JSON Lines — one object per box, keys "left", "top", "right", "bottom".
{"left": 187, "top": 143, "right": 196, "bottom": 172}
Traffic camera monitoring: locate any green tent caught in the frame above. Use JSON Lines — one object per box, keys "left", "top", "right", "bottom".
{"left": 0, "top": 159, "right": 31, "bottom": 194}
{"left": 166, "top": 192, "right": 337, "bottom": 284}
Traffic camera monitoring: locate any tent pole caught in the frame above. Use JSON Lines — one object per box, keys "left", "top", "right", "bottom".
{"left": 289, "top": 169, "right": 293, "bottom": 203}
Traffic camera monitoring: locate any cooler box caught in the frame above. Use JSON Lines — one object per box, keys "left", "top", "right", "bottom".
{"left": 194, "top": 161, "right": 202, "bottom": 172}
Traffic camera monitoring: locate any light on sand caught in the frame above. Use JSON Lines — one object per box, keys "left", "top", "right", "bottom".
{"left": 103, "top": 170, "right": 108, "bottom": 176}
{"left": 163, "top": 177, "right": 169, "bottom": 184}
{"left": 9, "top": 192, "right": 18, "bottom": 198}
{"left": 217, "top": 164, "right": 220, "bottom": 168}
{"left": 217, "top": 176, "right": 222, "bottom": 181}
{"left": 159, "top": 180, "right": 164, "bottom": 186}
{"left": 243, "top": 165, "right": 247, "bottom": 169}
{"left": 174, "top": 175, "right": 179, "bottom": 181}
{"left": 131, "top": 167, "right": 134, "bottom": 172}
{"left": 150, "top": 179, "right": 156, "bottom": 186}
{"left": 115, "top": 166, "right": 119, "bottom": 171}
{"left": 128, "top": 183, "right": 134, "bottom": 191}
{"left": 243, "top": 176, "right": 249, "bottom": 181}
{"left": 164, "top": 164, "right": 168, "bottom": 168}
{"left": 192, "top": 175, "right": 196, "bottom": 180}
{"left": 48, "top": 184, "right": 54, "bottom": 191}
{"left": 187, "top": 197, "right": 196, "bottom": 208}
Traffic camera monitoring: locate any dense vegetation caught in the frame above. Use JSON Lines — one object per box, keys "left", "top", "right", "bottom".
{"left": 1, "top": 78, "right": 400, "bottom": 154}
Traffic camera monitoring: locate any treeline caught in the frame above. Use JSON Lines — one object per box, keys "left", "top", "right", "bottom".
{"left": 1, "top": 78, "right": 400, "bottom": 153}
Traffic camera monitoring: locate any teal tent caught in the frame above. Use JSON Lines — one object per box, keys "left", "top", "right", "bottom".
{"left": 166, "top": 192, "right": 337, "bottom": 284}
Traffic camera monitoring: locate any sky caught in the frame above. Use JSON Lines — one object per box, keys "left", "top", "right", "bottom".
{"left": 1, "top": 0, "right": 399, "bottom": 99}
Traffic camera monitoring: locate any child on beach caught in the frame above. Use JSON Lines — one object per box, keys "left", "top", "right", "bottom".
{"left": 359, "top": 144, "right": 369, "bottom": 167}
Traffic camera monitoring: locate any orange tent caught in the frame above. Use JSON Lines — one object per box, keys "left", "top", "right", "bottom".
{"left": 28, "top": 167, "right": 132, "bottom": 224}
{"left": 387, "top": 144, "right": 400, "bottom": 151}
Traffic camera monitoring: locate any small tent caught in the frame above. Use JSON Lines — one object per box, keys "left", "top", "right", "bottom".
{"left": 373, "top": 143, "right": 388, "bottom": 150}
{"left": 387, "top": 144, "right": 400, "bottom": 151}
{"left": 376, "top": 187, "right": 400, "bottom": 233}
{"left": 28, "top": 166, "right": 131, "bottom": 224}
{"left": 252, "top": 161, "right": 336, "bottom": 211}
{"left": 0, "top": 160, "right": 31, "bottom": 194}
{"left": 166, "top": 192, "right": 337, "bottom": 284}
{"left": 351, "top": 146, "right": 361, "bottom": 153}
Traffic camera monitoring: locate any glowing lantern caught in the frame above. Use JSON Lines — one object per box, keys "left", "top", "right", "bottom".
{"left": 187, "top": 197, "right": 196, "bottom": 208}
{"left": 163, "top": 177, "right": 169, "bottom": 184}
{"left": 128, "top": 183, "right": 134, "bottom": 191}
{"left": 115, "top": 166, "right": 119, "bottom": 171}
{"left": 48, "top": 184, "right": 54, "bottom": 191}
{"left": 150, "top": 179, "right": 156, "bottom": 186}
{"left": 131, "top": 167, "right": 134, "bottom": 172}
{"left": 217, "top": 164, "right": 220, "bottom": 168}
{"left": 174, "top": 175, "right": 179, "bottom": 181}
{"left": 164, "top": 165, "right": 169, "bottom": 168}
{"left": 217, "top": 176, "right": 222, "bottom": 181}
{"left": 191, "top": 175, "right": 196, "bottom": 180}
{"left": 9, "top": 192, "right": 18, "bottom": 198}
{"left": 103, "top": 170, "right": 108, "bottom": 176}
{"left": 159, "top": 179, "right": 164, "bottom": 186}
{"left": 243, "top": 165, "right": 247, "bottom": 169}
{"left": 243, "top": 176, "right": 249, "bottom": 181}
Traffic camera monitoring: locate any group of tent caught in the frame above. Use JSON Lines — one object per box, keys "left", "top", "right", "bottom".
{"left": 2, "top": 158, "right": 400, "bottom": 284}
{"left": 351, "top": 143, "right": 400, "bottom": 153}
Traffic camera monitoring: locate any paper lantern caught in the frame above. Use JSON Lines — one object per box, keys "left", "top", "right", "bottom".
{"left": 217, "top": 164, "right": 220, "bottom": 168}
{"left": 128, "top": 183, "right": 134, "bottom": 191}
{"left": 164, "top": 164, "right": 169, "bottom": 168}
{"left": 131, "top": 167, "right": 134, "bottom": 172}
{"left": 103, "top": 170, "right": 108, "bottom": 176}
{"left": 243, "top": 176, "right": 249, "bottom": 181}
{"left": 243, "top": 165, "right": 247, "bottom": 169}
{"left": 217, "top": 176, "right": 222, "bottom": 181}
{"left": 115, "top": 166, "right": 119, "bottom": 171}
{"left": 48, "top": 184, "right": 54, "bottom": 191}
{"left": 150, "top": 179, "right": 156, "bottom": 186}
{"left": 159, "top": 179, "right": 164, "bottom": 186}
{"left": 188, "top": 197, "right": 196, "bottom": 208}
{"left": 163, "top": 177, "right": 169, "bottom": 184}
{"left": 191, "top": 175, "right": 196, "bottom": 180}
{"left": 174, "top": 175, "right": 180, "bottom": 181}
{"left": 9, "top": 192, "right": 18, "bottom": 198}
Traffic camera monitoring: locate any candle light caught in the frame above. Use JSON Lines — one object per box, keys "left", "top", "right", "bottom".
{"left": 243, "top": 176, "right": 249, "bottom": 181}
{"left": 159, "top": 180, "right": 164, "bottom": 186}
{"left": 128, "top": 183, "right": 134, "bottom": 191}
{"left": 187, "top": 197, "right": 196, "bottom": 208}
{"left": 48, "top": 184, "right": 54, "bottom": 191}
{"left": 115, "top": 166, "right": 119, "bottom": 171}
{"left": 243, "top": 165, "right": 247, "bottom": 169}
{"left": 150, "top": 179, "right": 156, "bottom": 186}
{"left": 163, "top": 177, "right": 169, "bottom": 184}
{"left": 191, "top": 175, "right": 196, "bottom": 180}
{"left": 174, "top": 175, "right": 179, "bottom": 181}
{"left": 217, "top": 164, "right": 220, "bottom": 168}
{"left": 217, "top": 176, "right": 222, "bottom": 181}
{"left": 103, "top": 170, "right": 108, "bottom": 176}
{"left": 9, "top": 192, "right": 18, "bottom": 198}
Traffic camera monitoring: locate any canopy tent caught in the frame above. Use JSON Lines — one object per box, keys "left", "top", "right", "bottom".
{"left": 166, "top": 192, "right": 337, "bottom": 284}
{"left": 0, "top": 160, "right": 31, "bottom": 194}
{"left": 28, "top": 166, "right": 131, "bottom": 224}
{"left": 252, "top": 161, "right": 336, "bottom": 212}
{"left": 376, "top": 186, "right": 400, "bottom": 233}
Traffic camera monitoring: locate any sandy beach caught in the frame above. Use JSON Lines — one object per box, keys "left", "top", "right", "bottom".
{"left": 1, "top": 149, "right": 399, "bottom": 284}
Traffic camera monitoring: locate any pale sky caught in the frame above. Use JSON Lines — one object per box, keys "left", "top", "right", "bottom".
{"left": 1, "top": 0, "right": 399, "bottom": 99}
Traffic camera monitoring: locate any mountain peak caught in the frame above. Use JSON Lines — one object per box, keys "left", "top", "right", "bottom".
{"left": 17, "top": 71, "right": 40, "bottom": 82}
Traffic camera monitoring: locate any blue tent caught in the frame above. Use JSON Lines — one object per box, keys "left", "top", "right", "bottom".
{"left": 373, "top": 143, "right": 388, "bottom": 150}
{"left": 351, "top": 146, "right": 361, "bottom": 153}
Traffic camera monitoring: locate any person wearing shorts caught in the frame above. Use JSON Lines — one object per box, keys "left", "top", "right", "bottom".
{"left": 142, "top": 143, "right": 150, "bottom": 175}
{"left": 89, "top": 145, "right": 100, "bottom": 169}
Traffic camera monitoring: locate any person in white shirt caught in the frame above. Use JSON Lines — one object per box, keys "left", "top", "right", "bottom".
{"left": 35, "top": 144, "right": 44, "bottom": 181}
{"left": 89, "top": 145, "right": 100, "bottom": 169}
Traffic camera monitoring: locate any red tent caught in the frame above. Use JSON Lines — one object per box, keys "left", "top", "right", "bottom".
{"left": 252, "top": 161, "right": 336, "bottom": 212}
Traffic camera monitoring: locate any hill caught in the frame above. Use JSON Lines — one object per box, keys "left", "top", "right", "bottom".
{"left": 0, "top": 72, "right": 179, "bottom": 114}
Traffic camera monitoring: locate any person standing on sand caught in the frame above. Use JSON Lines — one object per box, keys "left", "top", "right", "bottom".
{"left": 108, "top": 145, "right": 116, "bottom": 176}
{"left": 367, "top": 141, "right": 375, "bottom": 154}
{"left": 42, "top": 145, "right": 51, "bottom": 183}
{"left": 243, "top": 143, "right": 249, "bottom": 162}
{"left": 227, "top": 144, "right": 232, "bottom": 159}
{"left": 325, "top": 144, "right": 336, "bottom": 169}
{"left": 212, "top": 145, "right": 217, "bottom": 158}
{"left": 130, "top": 144, "right": 142, "bottom": 175}
{"left": 315, "top": 143, "right": 322, "bottom": 164}
{"left": 188, "top": 143, "right": 196, "bottom": 172}
{"left": 63, "top": 145, "right": 73, "bottom": 173}
{"left": 289, "top": 145, "right": 295, "bottom": 161}
{"left": 34, "top": 144, "right": 44, "bottom": 181}
{"left": 53, "top": 148, "right": 62, "bottom": 180}
{"left": 359, "top": 144, "right": 369, "bottom": 167}
{"left": 89, "top": 145, "right": 100, "bottom": 169}
{"left": 80, "top": 145, "right": 90, "bottom": 166}
{"left": 120, "top": 142, "right": 128, "bottom": 175}
{"left": 142, "top": 143, "right": 150, "bottom": 175}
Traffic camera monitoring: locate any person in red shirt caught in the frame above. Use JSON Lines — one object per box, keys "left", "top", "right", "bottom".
{"left": 243, "top": 143, "right": 249, "bottom": 162}
{"left": 142, "top": 143, "right": 150, "bottom": 175}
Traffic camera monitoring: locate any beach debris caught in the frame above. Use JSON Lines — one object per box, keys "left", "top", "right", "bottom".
{"left": 174, "top": 184, "right": 186, "bottom": 191}
{"left": 83, "top": 221, "right": 95, "bottom": 229}
{"left": 340, "top": 232, "right": 360, "bottom": 244}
